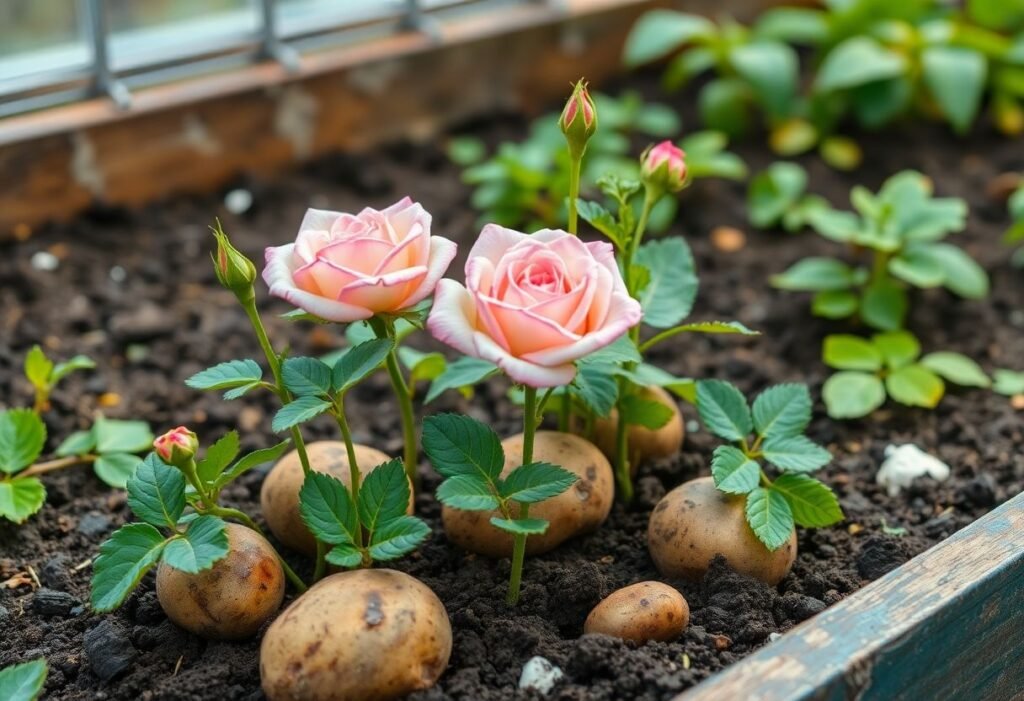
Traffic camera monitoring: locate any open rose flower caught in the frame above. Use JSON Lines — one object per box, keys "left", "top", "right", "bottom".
{"left": 263, "top": 197, "right": 457, "bottom": 322}
{"left": 428, "top": 225, "right": 642, "bottom": 387}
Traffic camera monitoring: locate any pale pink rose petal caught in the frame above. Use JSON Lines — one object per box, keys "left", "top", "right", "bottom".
{"left": 294, "top": 229, "right": 334, "bottom": 264}
{"left": 426, "top": 279, "right": 479, "bottom": 357}
{"left": 488, "top": 302, "right": 579, "bottom": 357}
{"left": 293, "top": 258, "right": 361, "bottom": 299}
{"left": 336, "top": 265, "right": 428, "bottom": 312}
{"left": 298, "top": 208, "right": 342, "bottom": 233}
{"left": 527, "top": 279, "right": 589, "bottom": 330}
{"left": 472, "top": 331, "right": 576, "bottom": 388}
{"left": 522, "top": 292, "right": 642, "bottom": 366}
{"left": 402, "top": 235, "right": 458, "bottom": 309}
{"left": 318, "top": 237, "right": 393, "bottom": 274}
{"left": 264, "top": 244, "right": 373, "bottom": 322}
{"left": 467, "top": 224, "right": 530, "bottom": 265}
{"left": 374, "top": 221, "right": 424, "bottom": 276}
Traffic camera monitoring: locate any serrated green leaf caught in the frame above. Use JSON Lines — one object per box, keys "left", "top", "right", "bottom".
{"left": 500, "top": 462, "right": 576, "bottom": 504}
{"left": 823, "top": 335, "right": 883, "bottom": 371}
{"left": 490, "top": 517, "right": 550, "bottom": 535}
{"left": 93, "top": 453, "right": 142, "bottom": 489}
{"left": 51, "top": 355, "right": 95, "bottom": 384}
{"left": 215, "top": 440, "right": 291, "bottom": 489}
{"left": 94, "top": 417, "right": 153, "bottom": 454}
{"left": 298, "top": 471, "right": 358, "bottom": 545}
{"left": 325, "top": 542, "right": 363, "bottom": 568}
{"left": 622, "top": 364, "right": 696, "bottom": 403}
{"left": 368, "top": 515, "right": 431, "bottom": 561}
{"left": 623, "top": 10, "right": 716, "bottom": 67}
{"left": 24, "top": 345, "right": 53, "bottom": 390}
{"left": 425, "top": 357, "right": 499, "bottom": 403}
{"left": 577, "top": 199, "right": 625, "bottom": 245}
{"left": 126, "top": 454, "right": 185, "bottom": 528}
{"left": 635, "top": 238, "right": 698, "bottom": 328}
{"left": 0, "top": 409, "right": 46, "bottom": 474}
{"left": 271, "top": 397, "right": 332, "bottom": 432}
{"left": 436, "top": 475, "right": 501, "bottom": 510}
{"left": 816, "top": 37, "right": 907, "bottom": 91}
{"left": 823, "top": 371, "right": 887, "bottom": 419}
{"left": 582, "top": 335, "right": 643, "bottom": 365}
{"left": 571, "top": 364, "right": 619, "bottom": 418}
{"left": 0, "top": 477, "right": 46, "bottom": 524}
{"left": 745, "top": 487, "right": 794, "bottom": 551}
{"left": 762, "top": 435, "right": 832, "bottom": 473}
{"left": 696, "top": 380, "right": 753, "bottom": 441}
{"left": 185, "top": 359, "right": 262, "bottom": 391}
{"left": 873, "top": 331, "right": 920, "bottom": 369}
{"left": 398, "top": 347, "right": 446, "bottom": 384}
{"left": 886, "top": 365, "right": 945, "bottom": 408}
{"left": 621, "top": 394, "right": 674, "bottom": 430}
{"left": 771, "top": 474, "right": 843, "bottom": 528}
{"left": 196, "top": 431, "right": 240, "bottom": 485}
{"left": 162, "top": 515, "right": 230, "bottom": 574}
{"left": 920, "top": 352, "right": 990, "bottom": 388}
{"left": 90, "top": 523, "right": 167, "bottom": 612}
{"left": 333, "top": 338, "right": 394, "bottom": 392}
{"left": 710, "top": 445, "right": 760, "bottom": 494}
{"left": 358, "top": 459, "right": 410, "bottom": 535}
{"left": 56, "top": 429, "right": 96, "bottom": 457}
{"left": 223, "top": 382, "right": 262, "bottom": 401}
{"left": 0, "top": 657, "right": 48, "bottom": 701}
{"left": 771, "top": 257, "right": 861, "bottom": 292}
{"left": 422, "top": 414, "right": 505, "bottom": 482}
{"left": 752, "top": 383, "right": 812, "bottom": 439}
{"left": 282, "top": 357, "right": 333, "bottom": 397}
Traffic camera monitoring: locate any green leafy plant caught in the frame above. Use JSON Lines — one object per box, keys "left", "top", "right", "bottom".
{"left": 23, "top": 345, "right": 94, "bottom": 413}
{"left": 993, "top": 369, "right": 1024, "bottom": 396}
{"left": 695, "top": 380, "right": 843, "bottom": 550}
{"left": 747, "top": 162, "right": 830, "bottom": 231}
{"left": 821, "top": 331, "right": 990, "bottom": 418}
{"left": 90, "top": 434, "right": 303, "bottom": 611}
{"left": 772, "top": 171, "right": 987, "bottom": 330}
{"left": 0, "top": 658, "right": 47, "bottom": 701}
{"left": 448, "top": 91, "right": 745, "bottom": 232}
{"left": 1005, "top": 178, "right": 1024, "bottom": 266}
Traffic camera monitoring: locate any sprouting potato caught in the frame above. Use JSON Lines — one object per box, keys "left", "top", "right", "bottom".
{"left": 260, "top": 569, "right": 452, "bottom": 701}
{"left": 261, "top": 442, "right": 411, "bottom": 555}
{"left": 590, "top": 385, "right": 684, "bottom": 472}
{"left": 442, "top": 431, "right": 613, "bottom": 557}
{"left": 584, "top": 581, "right": 689, "bottom": 643}
{"left": 648, "top": 477, "right": 797, "bottom": 585}
{"left": 156, "top": 523, "right": 285, "bottom": 640}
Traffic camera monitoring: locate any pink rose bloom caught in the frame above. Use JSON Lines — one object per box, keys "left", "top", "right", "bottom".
{"left": 154, "top": 426, "right": 198, "bottom": 464}
{"left": 641, "top": 140, "right": 687, "bottom": 192}
{"left": 428, "top": 225, "right": 643, "bottom": 388}
{"left": 263, "top": 197, "right": 457, "bottom": 322}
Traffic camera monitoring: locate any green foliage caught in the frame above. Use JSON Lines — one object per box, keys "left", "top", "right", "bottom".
{"left": 422, "top": 414, "right": 576, "bottom": 538}
{"left": 624, "top": 2, "right": 1024, "bottom": 167}
{"left": 772, "top": 171, "right": 986, "bottom": 330}
{"left": 23, "top": 345, "right": 95, "bottom": 411}
{"left": 747, "top": 162, "right": 831, "bottom": 231}
{"left": 425, "top": 357, "right": 499, "bottom": 404}
{"left": 821, "top": 331, "right": 989, "bottom": 418}
{"left": 448, "top": 90, "right": 744, "bottom": 231}
{"left": 185, "top": 359, "right": 263, "bottom": 399}
{"left": 695, "top": 380, "right": 842, "bottom": 551}
{"left": 1006, "top": 181, "right": 1024, "bottom": 264}
{"left": 993, "top": 369, "right": 1024, "bottom": 396}
{"left": 0, "top": 658, "right": 47, "bottom": 701}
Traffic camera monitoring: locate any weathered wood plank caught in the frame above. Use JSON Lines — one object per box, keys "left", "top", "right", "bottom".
{"left": 677, "top": 490, "right": 1024, "bottom": 701}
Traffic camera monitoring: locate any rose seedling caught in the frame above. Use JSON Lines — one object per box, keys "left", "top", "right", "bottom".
{"left": 0, "top": 658, "right": 47, "bottom": 701}
{"left": 23, "top": 345, "right": 94, "bottom": 413}
{"left": 772, "top": 171, "right": 988, "bottom": 331}
{"left": 746, "top": 162, "right": 830, "bottom": 232}
{"left": 822, "top": 331, "right": 991, "bottom": 419}
{"left": 649, "top": 381, "right": 843, "bottom": 584}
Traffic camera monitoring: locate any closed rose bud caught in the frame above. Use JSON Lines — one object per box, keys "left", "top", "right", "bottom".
{"left": 559, "top": 79, "right": 597, "bottom": 159}
{"left": 154, "top": 426, "right": 199, "bottom": 467}
{"left": 212, "top": 224, "right": 258, "bottom": 303}
{"left": 640, "top": 141, "right": 687, "bottom": 194}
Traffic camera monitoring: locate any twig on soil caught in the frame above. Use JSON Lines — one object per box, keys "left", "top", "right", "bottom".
{"left": 72, "top": 558, "right": 93, "bottom": 572}
{"left": 173, "top": 656, "right": 184, "bottom": 676}
{"left": 26, "top": 565, "right": 41, "bottom": 589}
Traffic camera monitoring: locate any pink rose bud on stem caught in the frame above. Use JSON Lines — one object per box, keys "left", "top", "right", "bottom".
{"left": 211, "top": 221, "right": 258, "bottom": 304}
{"left": 154, "top": 426, "right": 199, "bottom": 468}
{"left": 559, "top": 79, "right": 598, "bottom": 161}
{"left": 640, "top": 140, "right": 688, "bottom": 196}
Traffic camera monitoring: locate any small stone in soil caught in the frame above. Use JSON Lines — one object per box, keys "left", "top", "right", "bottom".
{"left": 0, "top": 605, "right": 9, "bottom": 623}
{"left": 77, "top": 513, "right": 112, "bottom": 537}
{"left": 84, "top": 620, "right": 137, "bottom": 681}
{"left": 33, "top": 588, "right": 79, "bottom": 617}
{"left": 108, "top": 302, "right": 174, "bottom": 342}
{"left": 40, "top": 554, "right": 71, "bottom": 589}
{"left": 518, "top": 656, "right": 564, "bottom": 695}
{"left": 779, "top": 592, "right": 826, "bottom": 621}
{"left": 856, "top": 535, "right": 912, "bottom": 580}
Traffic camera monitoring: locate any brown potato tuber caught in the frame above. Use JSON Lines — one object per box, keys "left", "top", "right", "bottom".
{"left": 584, "top": 581, "right": 689, "bottom": 642}
{"left": 589, "top": 385, "right": 684, "bottom": 472}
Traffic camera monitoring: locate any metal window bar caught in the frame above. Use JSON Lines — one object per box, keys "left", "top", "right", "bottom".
{"left": 0, "top": 0, "right": 553, "bottom": 119}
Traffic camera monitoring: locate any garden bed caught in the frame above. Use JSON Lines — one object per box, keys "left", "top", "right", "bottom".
{"left": 0, "top": 75, "right": 1022, "bottom": 700}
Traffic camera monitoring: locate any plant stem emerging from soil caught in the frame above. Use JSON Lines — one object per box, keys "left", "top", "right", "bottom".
{"left": 21, "top": 454, "right": 95, "bottom": 478}
{"left": 370, "top": 316, "right": 419, "bottom": 489}
{"left": 507, "top": 386, "right": 538, "bottom": 606}
{"left": 559, "top": 156, "right": 584, "bottom": 433}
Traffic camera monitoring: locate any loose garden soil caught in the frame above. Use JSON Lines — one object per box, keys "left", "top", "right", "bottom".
{"left": 1, "top": 75, "right": 1022, "bottom": 701}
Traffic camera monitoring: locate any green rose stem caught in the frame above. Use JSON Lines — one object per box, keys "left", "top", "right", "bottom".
{"left": 507, "top": 385, "right": 538, "bottom": 606}
{"left": 369, "top": 316, "right": 419, "bottom": 487}
{"left": 331, "top": 402, "right": 372, "bottom": 569}
{"left": 559, "top": 133, "right": 585, "bottom": 434}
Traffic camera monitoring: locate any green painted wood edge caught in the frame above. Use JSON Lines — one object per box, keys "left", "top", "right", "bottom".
{"left": 677, "top": 490, "right": 1024, "bottom": 700}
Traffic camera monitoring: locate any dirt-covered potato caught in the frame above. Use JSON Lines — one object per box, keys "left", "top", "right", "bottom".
{"left": 261, "top": 441, "right": 410, "bottom": 555}
{"left": 590, "top": 385, "right": 684, "bottom": 472}
{"left": 156, "top": 523, "right": 285, "bottom": 640}
{"left": 648, "top": 477, "right": 796, "bottom": 585}
{"left": 442, "top": 431, "right": 613, "bottom": 557}
{"left": 260, "top": 569, "right": 451, "bottom": 701}
{"left": 584, "top": 581, "right": 689, "bottom": 642}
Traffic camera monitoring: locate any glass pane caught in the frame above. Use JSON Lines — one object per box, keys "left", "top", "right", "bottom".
{"left": 0, "top": 0, "right": 91, "bottom": 91}
{"left": 276, "top": 0, "right": 403, "bottom": 38}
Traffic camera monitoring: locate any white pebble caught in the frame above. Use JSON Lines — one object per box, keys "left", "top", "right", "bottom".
{"left": 109, "top": 266, "right": 127, "bottom": 282}
{"left": 31, "top": 251, "right": 59, "bottom": 271}
{"left": 768, "top": 632, "right": 783, "bottom": 642}
{"left": 518, "top": 656, "right": 564, "bottom": 695}
{"left": 876, "top": 444, "right": 950, "bottom": 497}
{"left": 686, "top": 420, "right": 700, "bottom": 434}
{"left": 224, "top": 188, "right": 253, "bottom": 214}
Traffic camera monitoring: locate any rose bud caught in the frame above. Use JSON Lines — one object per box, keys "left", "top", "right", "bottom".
{"left": 640, "top": 141, "right": 687, "bottom": 194}
{"left": 212, "top": 224, "right": 258, "bottom": 303}
{"left": 427, "top": 225, "right": 642, "bottom": 388}
{"left": 559, "top": 79, "right": 598, "bottom": 159}
{"left": 154, "top": 426, "right": 199, "bottom": 467}
{"left": 263, "top": 198, "right": 457, "bottom": 322}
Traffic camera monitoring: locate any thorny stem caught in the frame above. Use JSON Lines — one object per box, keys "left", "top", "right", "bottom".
{"left": 20, "top": 454, "right": 95, "bottom": 478}
{"left": 370, "top": 317, "right": 419, "bottom": 489}
{"left": 507, "top": 386, "right": 538, "bottom": 606}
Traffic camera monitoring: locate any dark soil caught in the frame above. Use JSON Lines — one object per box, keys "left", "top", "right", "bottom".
{"left": 1, "top": 72, "right": 1022, "bottom": 701}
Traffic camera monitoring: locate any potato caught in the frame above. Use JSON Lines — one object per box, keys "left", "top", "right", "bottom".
{"left": 584, "top": 581, "right": 689, "bottom": 642}
{"left": 589, "top": 385, "right": 684, "bottom": 472}
{"left": 648, "top": 477, "right": 796, "bottom": 585}
{"left": 261, "top": 441, "right": 411, "bottom": 555}
{"left": 156, "top": 523, "right": 285, "bottom": 640}
{"left": 260, "top": 569, "right": 451, "bottom": 701}
{"left": 442, "top": 431, "right": 613, "bottom": 557}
